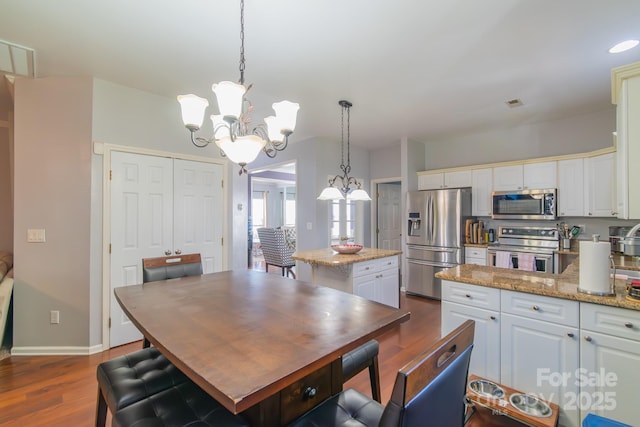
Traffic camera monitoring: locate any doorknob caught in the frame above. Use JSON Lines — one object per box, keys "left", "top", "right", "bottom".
{"left": 164, "top": 249, "right": 172, "bottom": 255}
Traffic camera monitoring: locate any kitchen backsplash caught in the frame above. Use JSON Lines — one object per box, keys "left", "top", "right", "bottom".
{"left": 475, "top": 216, "right": 640, "bottom": 243}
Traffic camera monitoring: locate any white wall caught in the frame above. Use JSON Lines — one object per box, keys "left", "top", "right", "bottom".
{"left": 371, "top": 144, "right": 401, "bottom": 179}
{"left": 423, "top": 109, "right": 616, "bottom": 169}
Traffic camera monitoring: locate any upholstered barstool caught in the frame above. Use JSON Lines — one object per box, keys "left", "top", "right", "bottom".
{"left": 112, "top": 380, "right": 249, "bottom": 427}
{"left": 342, "top": 340, "right": 381, "bottom": 402}
{"left": 96, "top": 347, "right": 188, "bottom": 427}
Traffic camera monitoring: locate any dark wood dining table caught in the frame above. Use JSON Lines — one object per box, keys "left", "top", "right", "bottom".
{"left": 114, "top": 269, "right": 410, "bottom": 426}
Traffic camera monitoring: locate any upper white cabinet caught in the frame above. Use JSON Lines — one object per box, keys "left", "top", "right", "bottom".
{"left": 585, "top": 153, "right": 616, "bottom": 217}
{"left": 612, "top": 62, "right": 640, "bottom": 219}
{"left": 418, "top": 170, "right": 472, "bottom": 190}
{"left": 471, "top": 168, "right": 492, "bottom": 216}
{"left": 557, "top": 158, "right": 585, "bottom": 217}
{"left": 493, "top": 162, "right": 557, "bottom": 191}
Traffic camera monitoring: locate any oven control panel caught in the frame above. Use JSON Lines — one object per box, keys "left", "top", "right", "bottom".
{"left": 497, "top": 226, "right": 558, "bottom": 241}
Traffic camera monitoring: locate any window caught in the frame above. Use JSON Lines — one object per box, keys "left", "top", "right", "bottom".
{"left": 329, "top": 198, "right": 358, "bottom": 245}
{"left": 252, "top": 190, "right": 267, "bottom": 239}
{"left": 283, "top": 187, "right": 296, "bottom": 227}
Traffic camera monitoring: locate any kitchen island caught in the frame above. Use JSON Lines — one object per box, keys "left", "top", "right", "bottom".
{"left": 293, "top": 247, "right": 401, "bottom": 308}
{"left": 435, "top": 257, "right": 640, "bottom": 427}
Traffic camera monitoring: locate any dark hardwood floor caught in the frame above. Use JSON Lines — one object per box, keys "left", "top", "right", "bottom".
{"left": 0, "top": 292, "right": 519, "bottom": 426}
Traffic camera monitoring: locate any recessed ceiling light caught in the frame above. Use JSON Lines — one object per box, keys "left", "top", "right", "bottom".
{"left": 609, "top": 39, "right": 639, "bottom": 53}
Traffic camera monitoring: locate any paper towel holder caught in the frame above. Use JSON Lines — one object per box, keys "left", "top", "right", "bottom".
{"left": 577, "top": 235, "right": 616, "bottom": 297}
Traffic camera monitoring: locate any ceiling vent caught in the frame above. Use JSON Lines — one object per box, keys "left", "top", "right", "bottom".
{"left": 505, "top": 98, "right": 524, "bottom": 108}
{"left": 0, "top": 40, "right": 35, "bottom": 77}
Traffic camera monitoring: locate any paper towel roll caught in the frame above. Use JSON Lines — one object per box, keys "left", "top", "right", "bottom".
{"left": 579, "top": 240, "right": 612, "bottom": 295}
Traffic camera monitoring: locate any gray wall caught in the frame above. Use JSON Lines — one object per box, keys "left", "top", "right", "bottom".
{"left": 13, "top": 76, "right": 93, "bottom": 349}
{"left": 370, "top": 144, "right": 401, "bottom": 180}
{"left": 0, "top": 125, "right": 12, "bottom": 251}
{"left": 423, "top": 109, "right": 616, "bottom": 169}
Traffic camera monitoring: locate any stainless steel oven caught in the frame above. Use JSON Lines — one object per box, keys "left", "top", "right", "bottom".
{"left": 487, "top": 226, "right": 559, "bottom": 273}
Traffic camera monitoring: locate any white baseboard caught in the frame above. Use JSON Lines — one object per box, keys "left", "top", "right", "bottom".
{"left": 11, "top": 344, "right": 104, "bottom": 356}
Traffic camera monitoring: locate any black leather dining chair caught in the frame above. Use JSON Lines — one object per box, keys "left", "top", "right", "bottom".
{"left": 141, "top": 253, "right": 203, "bottom": 348}
{"left": 289, "top": 320, "right": 475, "bottom": 427}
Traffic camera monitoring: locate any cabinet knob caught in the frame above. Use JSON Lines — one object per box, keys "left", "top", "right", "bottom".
{"left": 490, "top": 316, "right": 496, "bottom": 320}
{"left": 465, "top": 294, "right": 471, "bottom": 298}
{"left": 175, "top": 249, "right": 182, "bottom": 255}
{"left": 164, "top": 249, "right": 172, "bottom": 255}
{"left": 303, "top": 386, "right": 317, "bottom": 399}
{"left": 588, "top": 212, "right": 593, "bottom": 216}
{"left": 584, "top": 335, "right": 592, "bottom": 342}
{"left": 532, "top": 305, "right": 540, "bottom": 311}
{"left": 567, "top": 332, "right": 574, "bottom": 338}
{"left": 612, "top": 211, "right": 618, "bottom": 216}
{"left": 625, "top": 322, "right": 633, "bottom": 328}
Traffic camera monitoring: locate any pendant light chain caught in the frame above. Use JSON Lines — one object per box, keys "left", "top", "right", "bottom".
{"left": 239, "top": 0, "right": 246, "bottom": 85}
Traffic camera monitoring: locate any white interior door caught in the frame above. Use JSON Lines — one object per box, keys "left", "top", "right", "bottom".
{"left": 377, "top": 182, "right": 402, "bottom": 250}
{"left": 110, "top": 151, "right": 173, "bottom": 347}
{"left": 173, "top": 159, "right": 224, "bottom": 273}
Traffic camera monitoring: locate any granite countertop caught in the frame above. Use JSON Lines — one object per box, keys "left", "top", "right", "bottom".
{"left": 292, "top": 247, "right": 402, "bottom": 267}
{"left": 435, "top": 257, "right": 640, "bottom": 311}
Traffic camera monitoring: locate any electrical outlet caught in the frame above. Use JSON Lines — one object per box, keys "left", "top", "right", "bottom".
{"left": 50, "top": 310, "right": 60, "bottom": 324}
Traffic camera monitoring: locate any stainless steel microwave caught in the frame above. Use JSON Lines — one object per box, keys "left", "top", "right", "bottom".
{"left": 491, "top": 189, "right": 557, "bottom": 220}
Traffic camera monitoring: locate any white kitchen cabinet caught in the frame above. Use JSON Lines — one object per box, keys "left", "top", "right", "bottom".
{"left": 493, "top": 161, "right": 557, "bottom": 192}
{"left": 418, "top": 170, "right": 472, "bottom": 190}
{"left": 612, "top": 62, "right": 640, "bottom": 220}
{"left": 579, "top": 303, "right": 640, "bottom": 426}
{"left": 557, "top": 158, "right": 585, "bottom": 217}
{"left": 464, "top": 246, "right": 487, "bottom": 265}
{"left": 353, "top": 256, "right": 399, "bottom": 307}
{"left": 585, "top": 153, "right": 616, "bottom": 217}
{"left": 492, "top": 165, "right": 524, "bottom": 191}
{"left": 441, "top": 281, "right": 501, "bottom": 382}
{"left": 500, "top": 290, "right": 580, "bottom": 427}
{"left": 471, "top": 168, "right": 492, "bottom": 216}
{"left": 418, "top": 173, "right": 444, "bottom": 190}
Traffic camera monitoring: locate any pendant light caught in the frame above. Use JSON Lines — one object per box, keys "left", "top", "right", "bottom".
{"left": 318, "top": 100, "right": 371, "bottom": 201}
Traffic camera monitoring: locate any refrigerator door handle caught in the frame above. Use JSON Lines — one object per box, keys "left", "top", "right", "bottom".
{"left": 407, "top": 245, "right": 456, "bottom": 253}
{"left": 407, "top": 259, "right": 457, "bottom": 268}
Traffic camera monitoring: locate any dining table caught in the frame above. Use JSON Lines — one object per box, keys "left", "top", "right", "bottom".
{"left": 114, "top": 269, "right": 410, "bottom": 427}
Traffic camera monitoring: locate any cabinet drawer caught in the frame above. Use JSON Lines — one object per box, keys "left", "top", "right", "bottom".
{"left": 581, "top": 303, "right": 640, "bottom": 341}
{"left": 352, "top": 259, "right": 378, "bottom": 277}
{"left": 280, "top": 362, "right": 333, "bottom": 424}
{"left": 376, "top": 256, "right": 398, "bottom": 271}
{"left": 501, "top": 290, "right": 578, "bottom": 327}
{"left": 442, "top": 281, "right": 500, "bottom": 311}
{"left": 465, "top": 247, "right": 487, "bottom": 259}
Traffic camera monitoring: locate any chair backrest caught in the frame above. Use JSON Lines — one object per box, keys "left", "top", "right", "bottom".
{"left": 378, "top": 320, "right": 475, "bottom": 427}
{"left": 256, "top": 227, "right": 295, "bottom": 267}
{"left": 142, "top": 253, "right": 203, "bottom": 283}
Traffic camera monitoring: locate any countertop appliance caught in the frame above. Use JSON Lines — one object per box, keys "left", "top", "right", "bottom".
{"left": 609, "top": 226, "right": 632, "bottom": 253}
{"left": 487, "top": 226, "right": 559, "bottom": 273}
{"left": 405, "top": 188, "right": 472, "bottom": 299}
{"left": 491, "top": 189, "right": 556, "bottom": 220}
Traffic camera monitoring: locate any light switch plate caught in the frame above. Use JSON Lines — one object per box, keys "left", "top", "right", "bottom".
{"left": 27, "top": 228, "right": 46, "bottom": 242}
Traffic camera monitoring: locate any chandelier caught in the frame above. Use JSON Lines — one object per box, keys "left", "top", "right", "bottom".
{"left": 177, "top": 0, "right": 299, "bottom": 175}
{"left": 317, "top": 100, "right": 371, "bottom": 201}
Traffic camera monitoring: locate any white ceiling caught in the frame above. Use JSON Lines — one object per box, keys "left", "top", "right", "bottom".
{"left": 1, "top": 0, "right": 640, "bottom": 149}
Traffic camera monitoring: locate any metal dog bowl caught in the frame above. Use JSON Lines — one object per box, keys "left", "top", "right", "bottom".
{"left": 509, "top": 393, "right": 552, "bottom": 417}
{"left": 468, "top": 379, "right": 505, "bottom": 399}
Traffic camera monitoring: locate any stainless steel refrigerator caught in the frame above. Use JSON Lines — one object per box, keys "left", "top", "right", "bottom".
{"left": 405, "top": 188, "right": 472, "bottom": 299}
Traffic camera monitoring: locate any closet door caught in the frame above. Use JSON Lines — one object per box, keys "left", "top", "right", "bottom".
{"left": 110, "top": 152, "right": 224, "bottom": 347}
{"left": 110, "top": 152, "right": 173, "bottom": 347}
{"left": 173, "top": 159, "right": 224, "bottom": 273}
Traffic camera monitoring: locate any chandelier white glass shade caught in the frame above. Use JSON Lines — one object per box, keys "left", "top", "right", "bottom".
{"left": 318, "top": 100, "right": 371, "bottom": 201}
{"left": 177, "top": 0, "right": 299, "bottom": 175}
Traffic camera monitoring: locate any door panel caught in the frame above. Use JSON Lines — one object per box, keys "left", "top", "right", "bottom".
{"left": 110, "top": 152, "right": 173, "bottom": 347}
{"left": 173, "top": 159, "right": 224, "bottom": 273}
{"left": 377, "top": 183, "right": 401, "bottom": 250}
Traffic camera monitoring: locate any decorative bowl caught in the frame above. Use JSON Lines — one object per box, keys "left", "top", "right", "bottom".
{"left": 331, "top": 244, "right": 363, "bottom": 254}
